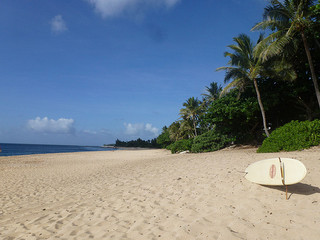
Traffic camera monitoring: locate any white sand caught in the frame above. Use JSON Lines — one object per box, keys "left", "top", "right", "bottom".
{"left": 0, "top": 147, "right": 319, "bottom": 240}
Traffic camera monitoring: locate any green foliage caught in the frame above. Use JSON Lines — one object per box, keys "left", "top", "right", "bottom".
{"left": 191, "top": 130, "right": 234, "bottom": 153}
{"left": 179, "top": 97, "right": 202, "bottom": 137}
{"left": 156, "top": 126, "right": 172, "bottom": 148}
{"left": 166, "top": 139, "right": 193, "bottom": 154}
{"left": 168, "top": 120, "right": 194, "bottom": 141}
{"left": 201, "top": 90, "right": 260, "bottom": 142}
{"left": 115, "top": 138, "right": 159, "bottom": 148}
{"left": 202, "top": 82, "right": 222, "bottom": 105}
{"left": 155, "top": 1, "right": 320, "bottom": 154}
{"left": 310, "top": 1, "right": 320, "bottom": 39}
{"left": 257, "top": 120, "right": 320, "bottom": 152}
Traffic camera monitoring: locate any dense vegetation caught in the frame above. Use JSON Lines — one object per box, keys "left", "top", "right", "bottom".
{"left": 156, "top": 0, "right": 320, "bottom": 153}
{"left": 112, "top": 1, "right": 320, "bottom": 153}
{"left": 257, "top": 120, "right": 320, "bottom": 152}
{"left": 114, "top": 138, "right": 158, "bottom": 148}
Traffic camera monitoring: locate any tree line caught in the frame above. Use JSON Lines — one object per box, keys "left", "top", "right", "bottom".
{"left": 114, "top": 138, "right": 158, "bottom": 148}
{"left": 156, "top": 0, "right": 320, "bottom": 152}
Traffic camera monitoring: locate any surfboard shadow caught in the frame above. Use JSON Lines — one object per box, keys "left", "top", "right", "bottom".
{"left": 261, "top": 183, "right": 320, "bottom": 198}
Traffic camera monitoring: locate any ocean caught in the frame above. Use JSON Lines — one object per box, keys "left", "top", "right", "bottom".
{"left": 0, "top": 143, "right": 116, "bottom": 157}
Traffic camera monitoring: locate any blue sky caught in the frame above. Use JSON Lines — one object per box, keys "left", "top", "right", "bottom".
{"left": 0, "top": 0, "right": 268, "bottom": 146}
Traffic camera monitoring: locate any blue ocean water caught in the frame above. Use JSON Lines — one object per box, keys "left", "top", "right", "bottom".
{"left": 0, "top": 143, "right": 116, "bottom": 157}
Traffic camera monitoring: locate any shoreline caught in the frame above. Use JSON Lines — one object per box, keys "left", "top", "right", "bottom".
{"left": 0, "top": 143, "right": 157, "bottom": 157}
{"left": 1, "top": 146, "right": 320, "bottom": 239}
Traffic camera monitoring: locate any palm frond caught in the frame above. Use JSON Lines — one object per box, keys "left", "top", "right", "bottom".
{"left": 220, "top": 80, "right": 240, "bottom": 97}
{"left": 216, "top": 66, "right": 231, "bottom": 72}
{"left": 227, "top": 44, "right": 242, "bottom": 53}
{"left": 286, "top": 23, "right": 296, "bottom": 37}
{"left": 201, "top": 82, "right": 222, "bottom": 101}
{"left": 224, "top": 67, "right": 249, "bottom": 84}
{"left": 263, "top": 1, "right": 291, "bottom": 21}
{"left": 220, "top": 78, "right": 247, "bottom": 97}
{"left": 254, "top": 29, "right": 292, "bottom": 61}
{"left": 252, "top": 17, "right": 288, "bottom": 31}
{"left": 261, "top": 35, "right": 293, "bottom": 61}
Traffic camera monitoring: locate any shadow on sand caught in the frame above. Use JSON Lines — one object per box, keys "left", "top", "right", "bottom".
{"left": 262, "top": 183, "right": 320, "bottom": 199}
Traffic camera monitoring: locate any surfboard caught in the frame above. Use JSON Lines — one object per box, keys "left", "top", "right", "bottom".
{"left": 245, "top": 158, "right": 307, "bottom": 186}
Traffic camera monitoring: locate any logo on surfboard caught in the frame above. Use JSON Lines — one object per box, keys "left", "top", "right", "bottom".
{"left": 269, "top": 164, "right": 276, "bottom": 179}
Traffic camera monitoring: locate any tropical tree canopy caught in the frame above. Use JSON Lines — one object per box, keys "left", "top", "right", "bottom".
{"left": 201, "top": 82, "right": 222, "bottom": 104}
{"left": 217, "top": 34, "right": 271, "bottom": 137}
{"left": 252, "top": 0, "right": 320, "bottom": 108}
{"left": 179, "top": 97, "right": 201, "bottom": 137}
{"left": 152, "top": 0, "right": 320, "bottom": 153}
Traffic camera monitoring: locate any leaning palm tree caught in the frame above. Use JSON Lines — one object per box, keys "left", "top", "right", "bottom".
{"left": 217, "top": 34, "right": 271, "bottom": 137}
{"left": 252, "top": 0, "right": 320, "bottom": 108}
{"left": 179, "top": 97, "right": 201, "bottom": 137}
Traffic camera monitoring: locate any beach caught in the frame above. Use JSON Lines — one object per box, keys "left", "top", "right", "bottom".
{"left": 0, "top": 147, "right": 319, "bottom": 240}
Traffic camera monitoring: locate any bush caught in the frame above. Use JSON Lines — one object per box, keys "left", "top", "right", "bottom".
{"left": 257, "top": 120, "right": 320, "bottom": 153}
{"left": 191, "top": 130, "right": 234, "bottom": 153}
{"left": 166, "top": 139, "right": 193, "bottom": 154}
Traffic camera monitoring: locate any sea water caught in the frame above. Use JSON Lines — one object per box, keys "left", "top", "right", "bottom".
{"left": 0, "top": 143, "right": 116, "bottom": 156}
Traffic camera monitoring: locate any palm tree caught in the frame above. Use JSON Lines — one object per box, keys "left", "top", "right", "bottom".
{"left": 168, "top": 121, "right": 182, "bottom": 141}
{"left": 201, "top": 82, "right": 222, "bottom": 104}
{"left": 179, "top": 97, "right": 201, "bottom": 137}
{"left": 252, "top": 0, "right": 320, "bottom": 108}
{"left": 179, "top": 119, "right": 195, "bottom": 139}
{"left": 216, "top": 34, "right": 271, "bottom": 137}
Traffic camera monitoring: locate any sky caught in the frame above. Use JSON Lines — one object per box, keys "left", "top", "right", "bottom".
{"left": 0, "top": 0, "right": 268, "bottom": 146}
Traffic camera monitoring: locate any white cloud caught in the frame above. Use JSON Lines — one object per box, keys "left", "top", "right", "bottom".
{"left": 124, "top": 123, "right": 159, "bottom": 137}
{"left": 86, "top": 0, "right": 181, "bottom": 18}
{"left": 27, "top": 117, "right": 75, "bottom": 134}
{"left": 145, "top": 123, "right": 159, "bottom": 136}
{"left": 50, "top": 15, "right": 68, "bottom": 34}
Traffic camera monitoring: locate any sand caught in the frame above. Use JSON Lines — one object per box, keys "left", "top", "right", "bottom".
{"left": 0, "top": 146, "right": 319, "bottom": 240}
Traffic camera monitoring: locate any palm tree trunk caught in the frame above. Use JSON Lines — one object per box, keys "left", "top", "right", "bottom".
{"left": 192, "top": 115, "right": 198, "bottom": 137}
{"left": 253, "top": 78, "right": 270, "bottom": 137}
{"left": 315, "top": 38, "right": 320, "bottom": 50}
{"left": 301, "top": 31, "right": 320, "bottom": 109}
{"left": 297, "top": 96, "right": 313, "bottom": 121}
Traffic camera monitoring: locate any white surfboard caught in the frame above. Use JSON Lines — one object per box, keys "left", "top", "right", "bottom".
{"left": 245, "top": 158, "right": 307, "bottom": 186}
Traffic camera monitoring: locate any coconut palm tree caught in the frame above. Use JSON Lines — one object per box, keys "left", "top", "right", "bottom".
{"left": 216, "top": 34, "right": 271, "bottom": 137}
{"left": 252, "top": 0, "right": 320, "bottom": 108}
{"left": 168, "top": 121, "right": 182, "bottom": 141}
{"left": 179, "top": 119, "right": 195, "bottom": 139}
{"left": 201, "top": 82, "right": 222, "bottom": 104}
{"left": 179, "top": 97, "right": 201, "bottom": 137}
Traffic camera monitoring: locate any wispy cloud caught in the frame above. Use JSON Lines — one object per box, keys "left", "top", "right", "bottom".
{"left": 50, "top": 15, "right": 68, "bottom": 34}
{"left": 82, "top": 127, "right": 112, "bottom": 134}
{"left": 124, "top": 123, "right": 159, "bottom": 138}
{"left": 86, "top": 0, "right": 181, "bottom": 18}
{"left": 27, "top": 117, "right": 75, "bottom": 134}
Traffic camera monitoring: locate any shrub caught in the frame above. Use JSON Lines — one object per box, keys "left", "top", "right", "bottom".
{"left": 257, "top": 120, "right": 320, "bottom": 153}
{"left": 166, "top": 139, "right": 193, "bottom": 154}
{"left": 191, "top": 130, "right": 234, "bottom": 153}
